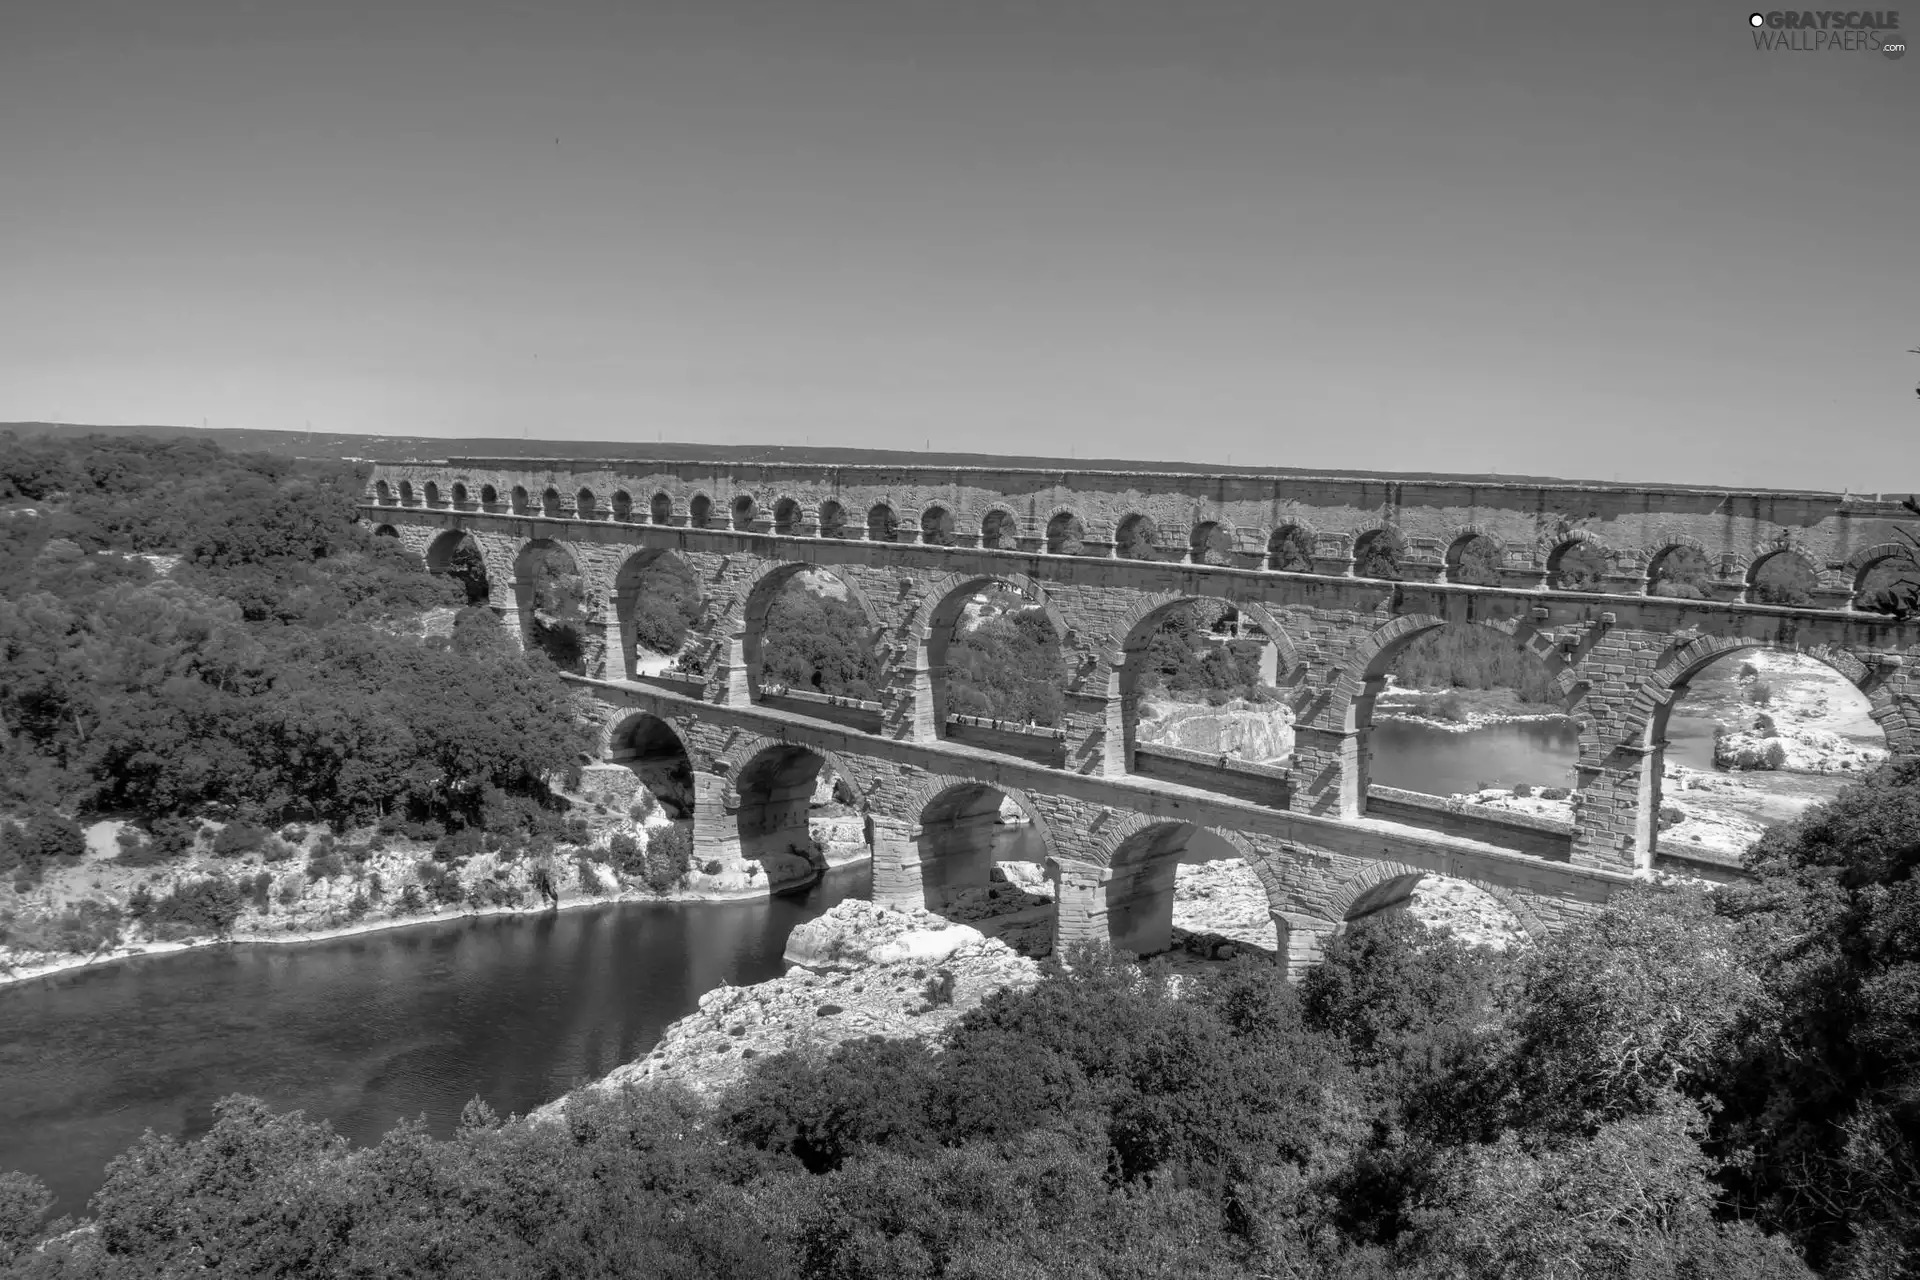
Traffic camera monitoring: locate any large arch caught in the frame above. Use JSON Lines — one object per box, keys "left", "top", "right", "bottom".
{"left": 916, "top": 572, "right": 1071, "bottom": 762}
{"left": 604, "top": 710, "right": 695, "bottom": 818}
{"left": 425, "top": 528, "right": 491, "bottom": 605}
{"left": 512, "top": 538, "right": 590, "bottom": 673}
{"left": 614, "top": 548, "right": 704, "bottom": 679}
{"left": 905, "top": 780, "right": 1057, "bottom": 933}
{"left": 736, "top": 562, "right": 886, "bottom": 707}
{"left": 724, "top": 740, "right": 867, "bottom": 893}
{"left": 1327, "top": 859, "right": 1546, "bottom": 946}
{"left": 1098, "top": 820, "right": 1197, "bottom": 956}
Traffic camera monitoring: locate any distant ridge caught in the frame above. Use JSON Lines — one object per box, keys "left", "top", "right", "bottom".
{"left": 0, "top": 421, "right": 1886, "bottom": 499}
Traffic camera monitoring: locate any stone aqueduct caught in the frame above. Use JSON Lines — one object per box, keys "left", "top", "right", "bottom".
{"left": 362, "top": 456, "right": 1920, "bottom": 974}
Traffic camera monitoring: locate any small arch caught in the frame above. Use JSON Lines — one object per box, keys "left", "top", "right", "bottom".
{"left": 512, "top": 538, "right": 589, "bottom": 673}
{"left": 576, "top": 487, "right": 598, "bottom": 520}
{"left": 423, "top": 480, "right": 443, "bottom": 507}
{"left": 372, "top": 523, "right": 399, "bottom": 538}
{"left": 610, "top": 490, "right": 634, "bottom": 522}
{"left": 1189, "top": 520, "right": 1234, "bottom": 566}
{"left": 649, "top": 491, "right": 673, "bottom": 525}
{"left": 1268, "top": 524, "right": 1316, "bottom": 572}
{"left": 374, "top": 479, "right": 394, "bottom": 505}
{"left": 688, "top": 493, "right": 713, "bottom": 529}
{"left": 1045, "top": 510, "right": 1086, "bottom": 556}
{"left": 1748, "top": 548, "right": 1819, "bottom": 606}
{"left": 920, "top": 505, "right": 956, "bottom": 546}
{"left": 867, "top": 503, "right": 899, "bottom": 543}
{"left": 772, "top": 497, "right": 803, "bottom": 535}
{"left": 1547, "top": 538, "right": 1610, "bottom": 592}
{"left": 1352, "top": 528, "right": 1405, "bottom": 580}
{"left": 1647, "top": 542, "right": 1715, "bottom": 599}
{"left": 1444, "top": 532, "right": 1503, "bottom": 586}
{"left": 450, "top": 482, "right": 470, "bottom": 508}
{"left": 1852, "top": 543, "right": 1918, "bottom": 613}
{"left": 980, "top": 509, "right": 1019, "bottom": 550}
{"left": 818, "top": 500, "right": 849, "bottom": 539}
{"left": 479, "top": 484, "right": 499, "bottom": 509}
{"left": 511, "top": 486, "right": 530, "bottom": 515}
{"left": 398, "top": 480, "right": 417, "bottom": 506}
{"left": 604, "top": 711, "right": 694, "bottom": 819}
{"left": 1330, "top": 861, "right": 1543, "bottom": 947}
{"left": 1115, "top": 513, "right": 1161, "bottom": 561}
{"left": 541, "top": 487, "right": 564, "bottom": 518}
{"left": 732, "top": 494, "right": 759, "bottom": 531}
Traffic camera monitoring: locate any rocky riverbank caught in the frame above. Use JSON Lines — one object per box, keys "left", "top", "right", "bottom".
{"left": 1135, "top": 697, "right": 1294, "bottom": 763}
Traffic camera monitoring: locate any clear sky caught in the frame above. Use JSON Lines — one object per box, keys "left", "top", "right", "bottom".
{"left": 3, "top": 0, "right": 1914, "bottom": 489}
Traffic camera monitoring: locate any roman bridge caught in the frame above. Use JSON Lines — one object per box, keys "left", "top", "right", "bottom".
{"left": 361, "top": 455, "right": 1920, "bottom": 972}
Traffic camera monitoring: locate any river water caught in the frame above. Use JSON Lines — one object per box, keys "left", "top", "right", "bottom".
{"left": 0, "top": 707, "right": 1811, "bottom": 1215}
{"left": 0, "top": 868, "right": 869, "bottom": 1217}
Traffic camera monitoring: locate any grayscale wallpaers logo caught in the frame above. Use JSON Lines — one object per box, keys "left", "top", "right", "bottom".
{"left": 1749, "top": 10, "right": 1906, "bottom": 56}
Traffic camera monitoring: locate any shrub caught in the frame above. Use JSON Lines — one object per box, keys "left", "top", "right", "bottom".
{"left": 306, "top": 850, "right": 346, "bottom": 881}
{"left": 1432, "top": 692, "right": 1468, "bottom": 722}
{"left": 1738, "top": 661, "right": 1758, "bottom": 678}
{"left": 1748, "top": 681, "right": 1773, "bottom": 707}
{"left": 1, "top": 810, "right": 86, "bottom": 885}
{"left": 0, "top": 900, "right": 123, "bottom": 955}
{"left": 345, "top": 891, "right": 370, "bottom": 921}
{"left": 276, "top": 879, "right": 301, "bottom": 907}
{"left": 415, "top": 859, "right": 465, "bottom": 906}
{"left": 1764, "top": 740, "right": 1788, "bottom": 769}
{"left": 211, "top": 823, "right": 268, "bottom": 857}
{"left": 145, "top": 817, "right": 200, "bottom": 858}
{"left": 1658, "top": 806, "right": 1685, "bottom": 829}
{"left": 1512, "top": 783, "right": 1534, "bottom": 798}
{"left": 467, "top": 879, "right": 518, "bottom": 909}
{"left": 608, "top": 832, "right": 644, "bottom": 876}
{"left": 644, "top": 824, "right": 694, "bottom": 894}
{"left": 433, "top": 828, "right": 485, "bottom": 866}
{"left": 279, "top": 824, "right": 309, "bottom": 845}
{"left": 1540, "top": 786, "right": 1571, "bottom": 801}
{"left": 399, "top": 884, "right": 425, "bottom": 912}
{"left": 259, "top": 837, "right": 296, "bottom": 863}
{"left": 1755, "top": 713, "right": 1778, "bottom": 736}
{"left": 561, "top": 816, "right": 591, "bottom": 847}
{"left": 701, "top": 858, "right": 723, "bottom": 876}
{"left": 145, "top": 877, "right": 244, "bottom": 939}
{"left": 575, "top": 854, "right": 604, "bottom": 892}
{"left": 366, "top": 871, "right": 384, "bottom": 901}
{"left": 246, "top": 870, "right": 273, "bottom": 913}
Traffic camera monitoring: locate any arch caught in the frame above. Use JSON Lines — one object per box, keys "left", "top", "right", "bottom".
{"left": 1747, "top": 548, "right": 1819, "bottom": 606}
{"left": 688, "top": 493, "right": 713, "bottom": 529}
{"left": 480, "top": 484, "right": 499, "bottom": 509}
{"left": 1850, "top": 542, "right": 1918, "bottom": 613}
{"left": 1045, "top": 509, "right": 1087, "bottom": 556}
{"left": 1189, "top": 519, "right": 1235, "bottom": 566}
{"left": 979, "top": 508, "right": 1019, "bottom": 550}
{"left": 1332, "top": 612, "right": 1580, "bottom": 726}
{"left": 920, "top": 505, "right": 956, "bottom": 546}
{"left": 1352, "top": 527, "right": 1405, "bottom": 580}
{"left": 423, "top": 480, "right": 443, "bottom": 507}
{"left": 818, "top": 500, "right": 850, "bottom": 539}
{"left": 727, "top": 741, "right": 841, "bottom": 892}
{"left": 615, "top": 548, "right": 704, "bottom": 678}
{"left": 398, "top": 479, "right": 417, "bottom": 506}
{"left": 1114, "top": 512, "right": 1161, "bottom": 561}
{"left": 511, "top": 485, "right": 530, "bottom": 515}
{"left": 371, "top": 523, "right": 399, "bottom": 538}
{"left": 1327, "top": 860, "right": 1546, "bottom": 945}
{"left": 1444, "top": 530, "right": 1504, "bottom": 586}
{"left": 737, "top": 561, "right": 886, "bottom": 705}
{"left": 576, "top": 487, "right": 598, "bottom": 520}
{"left": 649, "top": 491, "right": 673, "bottom": 525}
{"left": 732, "top": 494, "right": 759, "bottom": 531}
{"left": 374, "top": 479, "right": 393, "bottom": 505}
{"left": 425, "top": 529, "right": 491, "bottom": 605}
{"left": 451, "top": 482, "right": 470, "bottom": 508}
{"left": 603, "top": 710, "right": 695, "bottom": 819}
{"left": 512, "top": 538, "right": 589, "bottom": 673}
{"left": 771, "top": 497, "right": 803, "bottom": 535}
{"left": 901, "top": 779, "right": 1058, "bottom": 919}
{"left": 867, "top": 503, "right": 899, "bottom": 543}
{"left": 1267, "top": 523, "right": 1317, "bottom": 573}
{"left": 711, "top": 733, "right": 870, "bottom": 808}
{"left": 610, "top": 490, "right": 634, "bottom": 522}
{"left": 1100, "top": 819, "right": 1201, "bottom": 956}
{"left": 1646, "top": 540, "right": 1716, "bottom": 599}
{"left": 1546, "top": 536, "right": 1611, "bottom": 592}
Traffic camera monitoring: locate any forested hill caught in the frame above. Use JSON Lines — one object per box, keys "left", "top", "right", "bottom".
{"left": 0, "top": 431, "right": 591, "bottom": 869}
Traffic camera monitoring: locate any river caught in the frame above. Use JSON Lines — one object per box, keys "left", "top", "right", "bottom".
{"left": 0, "top": 867, "right": 868, "bottom": 1218}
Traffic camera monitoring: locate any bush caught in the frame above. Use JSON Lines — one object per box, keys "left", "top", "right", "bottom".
{"left": 145, "top": 877, "right": 244, "bottom": 939}
{"left": 1748, "top": 681, "right": 1773, "bottom": 707}
{"left": 259, "top": 837, "right": 296, "bottom": 863}
{"left": 1432, "top": 692, "right": 1468, "bottom": 722}
{"left": 701, "top": 859, "right": 723, "bottom": 876}
{"left": 305, "top": 850, "right": 346, "bottom": 881}
{"left": 246, "top": 870, "right": 273, "bottom": 913}
{"left": 1540, "top": 786, "right": 1571, "bottom": 801}
{"left": 560, "top": 816, "right": 591, "bottom": 847}
{"left": 644, "top": 824, "right": 693, "bottom": 894}
{"left": 211, "top": 822, "right": 268, "bottom": 857}
{"left": 433, "top": 828, "right": 485, "bottom": 866}
{"left": 146, "top": 816, "right": 200, "bottom": 858}
{"left": 399, "top": 884, "right": 425, "bottom": 912}
{"left": 279, "top": 824, "right": 309, "bottom": 845}
{"left": 1755, "top": 713, "right": 1777, "bottom": 736}
{"left": 415, "top": 859, "right": 465, "bottom": 906}
{"left": 608, "top": 832, "right": 643, "bottom": 875}
{"left": 0, "top": 900, "right": 123, "bottom": 955}
{"left": 1512, "top": 783, "right": 1534, "bottom": 798}
{"left": 0, "top": 810, "right": 86, "bottom": 885}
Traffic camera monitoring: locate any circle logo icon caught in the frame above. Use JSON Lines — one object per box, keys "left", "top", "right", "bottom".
{"left": 1881, "top": 35, "right": 1906, "bottom": 59}
{"left": 1749, "top": 12, "right": 1765, "bottom": 25}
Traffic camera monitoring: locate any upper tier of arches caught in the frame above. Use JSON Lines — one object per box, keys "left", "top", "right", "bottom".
{"left": 364, "top": 464, "right": 1920, "bottom": 614}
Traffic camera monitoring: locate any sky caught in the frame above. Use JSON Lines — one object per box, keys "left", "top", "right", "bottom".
{"left": 2, "top": 0, "right": 1914, "bottom": 490}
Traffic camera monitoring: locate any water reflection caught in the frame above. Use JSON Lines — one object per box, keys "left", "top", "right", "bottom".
{"left": 0, "top": 866, "right": 869, "bottom": 1216}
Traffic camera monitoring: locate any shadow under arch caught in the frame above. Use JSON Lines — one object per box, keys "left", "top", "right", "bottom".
{"left": 1621, "top": 634, "right": 1906, "bottom": 869}
{"left": 723, "top": 738, "right": 869, "bottom": 894}
{"left": 1328, "top": 859, "right": 1545, "bottom": 947}
{"left": 425, "top": 528, "right": 491, "bottom": 605}
{"left": 613, "top": 547, "right": 704, "bottom": 680}
{"left": 903, "top": 779, "right": 1058, "bottom": 937}
{"left": 604, "top": 710, "right": 695, "bottom": 819}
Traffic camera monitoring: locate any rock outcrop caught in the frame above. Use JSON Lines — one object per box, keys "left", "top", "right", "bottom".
{"left": 1135, "top": 698, "right": 1294, "bottom": 763}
